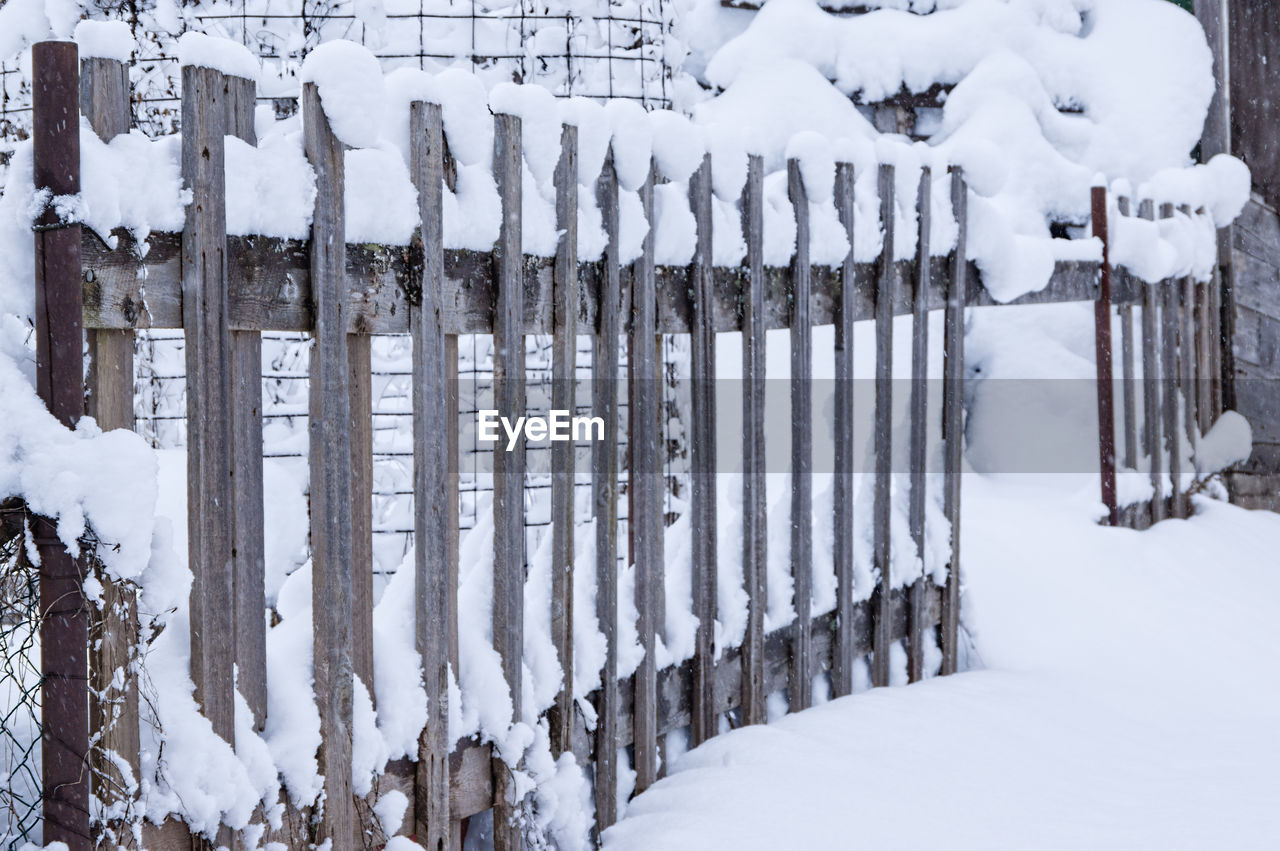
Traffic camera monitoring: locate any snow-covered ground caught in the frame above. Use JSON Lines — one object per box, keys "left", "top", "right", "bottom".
{"left": 601, "top": 478, "right": 1280, "bottom": 850}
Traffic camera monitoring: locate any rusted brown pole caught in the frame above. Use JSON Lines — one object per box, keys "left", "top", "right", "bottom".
{"left": 1092, "top": 186, "right": 1119, "bottom": 525}
{"left": 32, "top": 39, "right": 91, "bottom": 851}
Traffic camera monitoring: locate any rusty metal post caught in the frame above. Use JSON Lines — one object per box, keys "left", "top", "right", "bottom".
{"left": 32, "top": 40, "right": 91, "bottom": 850}
{"left": 1092, "top": 186, "right": 1119, "bottom": 525}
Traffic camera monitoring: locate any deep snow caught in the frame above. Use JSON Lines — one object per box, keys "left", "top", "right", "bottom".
{"left": 601, "top": 480, "right": 1280, "bottom": 850}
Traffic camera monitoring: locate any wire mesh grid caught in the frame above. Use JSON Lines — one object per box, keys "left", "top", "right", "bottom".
{"left": 1, "top": 504, "right": 41, "bottom": 849}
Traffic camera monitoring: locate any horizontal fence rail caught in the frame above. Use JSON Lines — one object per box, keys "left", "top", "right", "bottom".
{"left": 22, "top": 43, "right": 1232, "bottom": 850}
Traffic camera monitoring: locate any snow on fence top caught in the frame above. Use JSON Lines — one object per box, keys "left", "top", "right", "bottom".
{"left": 0, "top": 4, "right": 1253, "bottom": 314}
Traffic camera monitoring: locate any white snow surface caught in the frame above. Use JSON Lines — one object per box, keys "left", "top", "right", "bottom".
{"left": 602, "top": 482, "right": 1280, "bottom": 850}
{"left": 175, "top": 31, "right": 258, "bottom": 80}
{"left": 73, "top": 19, "right": 134, "bottom": 62}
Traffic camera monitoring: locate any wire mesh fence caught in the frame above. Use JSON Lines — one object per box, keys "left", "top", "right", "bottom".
{"left": 1, "top": 501, "right": 41, "bottom": 849}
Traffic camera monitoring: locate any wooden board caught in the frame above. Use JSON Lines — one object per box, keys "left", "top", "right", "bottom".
{"left": 787, "top": 159, "right": 813, "bottom": 711}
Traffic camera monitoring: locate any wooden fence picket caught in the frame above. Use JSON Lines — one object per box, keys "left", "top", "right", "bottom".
{"left": 939, "top": 166, "right": 967, "bottom": 676}
{"left": 180, "top": 71, "right": 237, "bottom": 838}
{"left": 741, "top": 154, "right": 769, "bottom": 719}
{"left": 80, "top": 54, "right": 141, "bottom": 826}
{"left": 1139, "top": 199, "right": 1164, "bottom": 526}
{"left": 302, "top": 79, "right": 357, "bottom": 847}
{"left": 1117, "top": 196, "right": 1139, "bottom": 479}
{"left": 831, "top": 159, "right": 858, "bottom": 696}
{"left": 871, "top": 164, "right": 896, "bottom": 688}
{"left": 907, "top": 166, "right": 931, "bottom": 683}
{"left": 787, "top": 157, "right": 814, "bottom": 711}
{"left": 491, "top": 111, "right": 527, "bottom": 851}
{"left": 409, "top": 98, "right": 454, "bottom": 851}
{"left": 631, "top": 158, "right": 663, "bottom": 792}
{"left": 550, "top": 123, "right": 579, "bottom": 760}
{"left": 593, "top": 152, "right": 622, "bottom": 833}
{"left": 688, "top": 154, "right": 719, "bottom": 744}
{"left": 1158, "top": 204, "right": 1184, "bottom": 519}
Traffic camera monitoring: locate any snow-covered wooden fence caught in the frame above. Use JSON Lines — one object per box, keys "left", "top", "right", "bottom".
{"left": 27, "top": 39, "right": 1228, "bottom": 851}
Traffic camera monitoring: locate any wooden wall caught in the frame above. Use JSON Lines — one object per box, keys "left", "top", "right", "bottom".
{"left": 1228, "top": 1, "right": 1280, "bottom": 208}
{"left": 1228, "top": 195, "right": 1280, "bottom": 510}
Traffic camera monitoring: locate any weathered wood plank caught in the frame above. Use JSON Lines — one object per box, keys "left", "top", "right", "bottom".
{"left": 80, "top": 56, "right": 142, "bottom": 830}
{"left": 181, "top": 72, "right": 237, "bottom": 844}
{"left": 831, "top": 159, "right": 857, "bottom": 696}
{"left": 1092, "top": 187, "right": 1118, "bottom": 525}
{"left": 1159, "top": 205, "right": 1185, "bottom": 519}
{"left": 550, "top": 125, "right": 578, "bottom": 760}
{"left": 349, "top": 332, "right": 375, "bottom": 700}
{"left": 222, "top": 73, "right": 270, "bottom": 734}
{"left": 630, "top": 159, "right": 662, "bottom": 793}
{"left": 689, "top": 154, "right": 719, "bottom": 743}
{"left": 787, "top": 158, "right": 813, "bottom": 711}
{"left": 1139, "top": 200, "right": 1164, "bottom": 525}
{"left": 409, "top": 100, "right": 453, "bottom": 851}
{"left": 1178, "top": 206, "right": 1199, "bottom": 470}
{"left": 593, "top": 153, "right": 622, "bottom": 829}
{"left": 83, "top": 231, "right": 1116, "bottom": 335}
{"left": 871, "top": 164, "right": 896, "bottom": 688}
{"left": 491, "top": 112, "right": 526, "bottom": 851}
{"left": 1116, "top": 197, "right": 1137, "bottom": 478}
{"left": 940, "top": 167, "right": 967, "bottom": 676}
{"left": 303, "top": 81, "right": 356, "bottom": 847}
{"left": 907, "top": 166, "right": 931, "bottom": 683}
{"left": 741, "top": 154, "right": 769, "bottom": 718}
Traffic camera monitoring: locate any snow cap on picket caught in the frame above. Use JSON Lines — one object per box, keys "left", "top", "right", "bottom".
{"left": 74, "top": 20, "right": 134, "bottom": 62}
{"left": 604, "top": 99, "right": 653, "bottom": 191}
{"left": 300, "top": 40, "right": 386, "bottom": 149}
{"left": 649, "top": 111, "right": 705, "bottom": 184}
{"left": 560, "top": 97, "right": 612, "bottom": 187}
{"left": 489, "top": 82, "right": 563, "bottom": 185}
{"left": 786, "top": 131, "right": 835, "bottom": 204}
{"left": 176, "top": 32, "right": 258, "bottom": 81}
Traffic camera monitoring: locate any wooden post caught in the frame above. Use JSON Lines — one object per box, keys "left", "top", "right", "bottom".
{"left": 80, "top": 53, "right": 142, "bottom": 827}
{"left": 689, "top": 154, "right": 718, "bottom": 744}
{"left": 1195, "top": 0, "right": 1231, "bottom": 161}
{"left": 350, "top": 335, "right": 375, "bottom": 699}
{"left": 32, "top": 40, "right": 91, "bottom": 851}
{"left": 181, "top": 68, "right": 238, "bottom": 851}
{"left": 302, "top": 81, "right": 356, "bottom": 846}
{"left": 1158, "top": 204, "right": 1184, "bottom": 519}
{"left": 831, "top": 159, "right": 857, "bottom": 696}
{"left": 1178, "top": 205, "right": 1199, "bottom": 470}
{"left": 593, "top": 154, "right": 621, "bottom": 832}
{"left": 492, "top": 111, "right": 527, "bottom": 851}
{"left": 550, "top": 124, "right": 578, "bottom": 760}
{"left": 631, "top": 159, "right": 662, "bottom": 792}
{"left": 1091, "top": 186, "right": 1119, "bottom": 525}
{"left": 1117, "top": 196, "right": 1138, "bottom": 476}
{"left": 741, "top": 154, "right": 768, "bottom": 719}
{"left": 787, "top": 158, "right": 813, "bottom": 711}
{"left": 222, "top": 72, "right": 271, "bottom": 732}
{"left": 1140, "top": 200, "right": 1164, "bottom": 525}
{"left": 907, "top": 166, "right": 931, "bottom": 683}
{"left": 939, "top": 167, "right": 967, "bottom": 677}
{"left": 871, "top": 164, "right": 895, "bottom": 689}
{"left": 409, "top": 99, "right": 453, "bottom": 851}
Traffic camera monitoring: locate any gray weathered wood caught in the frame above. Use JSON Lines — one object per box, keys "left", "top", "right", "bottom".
{"left": 1159, "top": 204, "right": 1184, "bottom": 519}
{"left": 689, "top": 154, "right": 719, "bottom": 743}
{"left": 630, "top": 159, "right": 662, "bottom": 793}
{"left": 593, "top": 153, "right": 622, "bottom": 830}
{"left": 1196, "top": 0, "right": 1231, "bottom": 161}
{"left": 83, "top": 230, "right": 1118, "bottom": 336}
{"left": 223, "top": 73, "right": 270, "bottom": 732}
{"left": 1116, "top": 196, "right": 1138, "bottom": 477}
{"left": 409, "top": 100, "right": 453, "bottom": 851}
{"left": 550, "top": 125, "right": 578, "bottom": 760}
{"left": 741, "top": 154, "right": 768, "bottom": 718}
{"left": 871, "top": 164, "right": 896, "bottom": 688}
{"left": 491, "top": 112, "right": 526, "bottom": 851}
{"left": 302, "top": 81, "right": 356, "bottom": 847}
{"left": 181, "top": 68, "right": 236, "bottom": 790}
{"left": 787, "top": 158, "right": 813, "bottom": 711}
{"left": 907, "top": 166, "right": 931, "bottom": 683}
{"left": 1179, "top": 205, "right": 1199, "bottom": 474}
{"left": 831, "top": 159, "right": 857, "bottom": 696}
{"left": 1139, "top": 200, "right": 1164, "bottom": 525}
{"left": 81, "top": 55, "right": 142, "bottom": 825}
{"left": 940, "top": 167, "right": 967, "bottom": 677}
{"left": 349, "top": 332, "right": 375, "bottom": 698}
